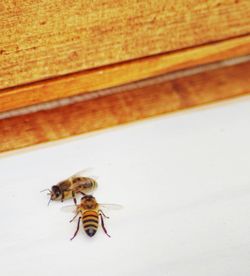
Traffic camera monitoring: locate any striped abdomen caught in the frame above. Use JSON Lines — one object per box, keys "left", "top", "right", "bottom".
{"left": 82, "top": 210, "right": 99, "bottom": 237}
{"left": 75, "top": 177, "right": 98, "bottom": 193}
{"left": 86, "top": 178, "right": 98, "bottom": 193}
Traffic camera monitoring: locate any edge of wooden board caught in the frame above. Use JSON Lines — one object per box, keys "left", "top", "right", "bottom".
{"left": 0, "top": 60, "right": 249, "bottom": 154}
{"left": 0, "top": 35, "right": 250, "bottom": 113}
{"left": 1, "top": 0, "right": 250, "bottom": 89}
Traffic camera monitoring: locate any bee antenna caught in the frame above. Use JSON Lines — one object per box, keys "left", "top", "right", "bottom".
{"left": 47, "top": 198, "right": 52, "bottom": 206}
{"left": 40, "top": 188, "right": 51, "bottom": 193}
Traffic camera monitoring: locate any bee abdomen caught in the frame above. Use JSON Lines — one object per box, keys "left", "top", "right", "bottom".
{"left": 93, "top": 179, "right": 98, "bottom": 189}
{"left": 78, "top": 178, "right": 97, "bottom": 192}
{"left": 88, "top": 178, "right": 98, "bottom": 191}
{"left": 85, "top": 228, "right": 97, "bottom": 237}
{"left": 83, "top": 211, "right": 99, "bottom": 237}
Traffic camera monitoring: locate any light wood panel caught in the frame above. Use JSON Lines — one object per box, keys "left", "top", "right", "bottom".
{"left": 0, "top": 0, "right": 250, "bottom": 89}
{"left": 0, "top": 35, "right": 250, "bottom": 113}
{"left": 0, "top": 61, "right": 249, "bottom": 153}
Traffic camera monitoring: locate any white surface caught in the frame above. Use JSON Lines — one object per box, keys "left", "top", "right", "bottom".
{"left": 1, "top": 98, "right": 250, "bottom": 276}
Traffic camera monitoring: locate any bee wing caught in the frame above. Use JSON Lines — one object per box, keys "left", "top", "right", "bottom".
{"left": 99, "top": 203, "right": 123, "bottom": 211}
{"left": 61, "top": 205, "right": 77, "bottom": 213}
{"left": 71, "top": 168, "right": 98, "bottom": 180}
{"left": 71, "top": 168, "right": 93, "bottom": 177}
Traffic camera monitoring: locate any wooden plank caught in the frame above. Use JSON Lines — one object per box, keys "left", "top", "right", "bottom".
{"left": 0, "top": 35, "right": 250, "bottom": 113}
{"left": 0, "top": 0, "right": 250, "bottom": 89}
{"left": 0, "top": 61, "right": 249, "bottom": 154}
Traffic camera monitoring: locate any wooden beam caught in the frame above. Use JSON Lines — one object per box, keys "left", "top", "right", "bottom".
{"left": 0, "top": 61, "right": 249, "bottom": 153}
{"left": 0, "top": 0, "right": 250, "bottom": 89}
{"left": 0, "top": 35, "right": 250, "bottom": 113}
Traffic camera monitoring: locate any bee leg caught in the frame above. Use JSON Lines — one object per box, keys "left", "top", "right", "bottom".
{"left": 69, "top": 211, "right": 79, "bottom": 223}
{"left": 79, "top": 192, "right": 86, "bottom": 196}
{"left": 99, "top": 213, "right": 111, "bottom": 238}
{"left": 72, "top": 191, "right": 77, "bottom": 205}
{"left": 99, "top": 209, "right": 109, "bottom": 219}
{"left": 61, "top": 192, "right": 65, "bottom": 203}
{"left": 70, "top": 217, "right": 81, "bottom": 241}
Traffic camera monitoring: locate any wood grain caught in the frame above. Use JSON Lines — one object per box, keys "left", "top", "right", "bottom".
{"left": 0, "top": 61, "right": 249, "bottom": 154}
{"left": 0, "top": 0, "right": 250, "bottom": 89}
{"left": 1, "top": 35, "right": 250, "bottom": 113}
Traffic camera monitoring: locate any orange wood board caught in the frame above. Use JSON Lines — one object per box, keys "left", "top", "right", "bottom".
{"left": 0, "top": 61, "right": 249, "bottom": 154}
{"left": 0, "top": 0, "right": 250, "bottom": 89}
{"left": 0, "top": 35, "right": 250, "bottom": 113}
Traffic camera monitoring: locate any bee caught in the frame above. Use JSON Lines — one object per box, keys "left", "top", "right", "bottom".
{"left": 42, "top": 170, "right": 98, "bottom": 205}
{"left": 67, "top": 195, "right": 122, "bottom": 239}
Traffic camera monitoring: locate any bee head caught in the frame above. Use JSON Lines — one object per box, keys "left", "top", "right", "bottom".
{"left": 81, "top": 195, "right": 97, "bottom": 209}
{"left": 50, "top": 185, "right": 62, "bottom": 200}
{"left": 81, "top": 194, "right": 94, "bottom": 200}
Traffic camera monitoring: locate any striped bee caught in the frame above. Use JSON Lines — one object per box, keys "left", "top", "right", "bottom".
{"left": 42, "top": 170, "right": 98, "bottom": 205}
{"left": 68, "top": 195, "right": 122, "bottom": 239}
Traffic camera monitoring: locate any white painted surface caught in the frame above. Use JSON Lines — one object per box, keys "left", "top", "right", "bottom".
{"left": 1, "top": 97, "right": 250, "bottom": 276}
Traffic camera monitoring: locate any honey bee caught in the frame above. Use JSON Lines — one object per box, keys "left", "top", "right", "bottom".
{"left": 42, "top": 170, "right": 98, "bottom": 205}
{"left": 67, "top": 195, "right": 122, "bottom": 239}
